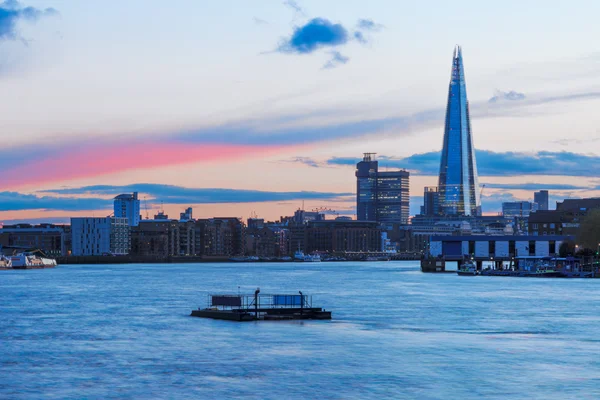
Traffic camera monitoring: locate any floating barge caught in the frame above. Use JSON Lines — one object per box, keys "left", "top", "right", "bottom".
{"left": 191, "top": 289, "right": 332, "bottom": 321}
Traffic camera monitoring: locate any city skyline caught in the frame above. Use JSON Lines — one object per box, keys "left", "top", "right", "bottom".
{"left": 2, "top": 0, "right": 600, "bottom": 223}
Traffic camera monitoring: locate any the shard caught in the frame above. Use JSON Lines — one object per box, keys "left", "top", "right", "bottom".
{"left": 438, "top": 46, "right": 481, "bottom": 216}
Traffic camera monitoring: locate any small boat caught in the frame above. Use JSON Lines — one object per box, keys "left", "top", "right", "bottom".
{"left": 457, "top": 261, "right": 478, "bottom": 276}
{"left": 10, "top": 252, "right": 57, "bottom": 269}
{"left": 294, "top": 250, "right": 321, "bottom": 262}
{"left": 524, "top": 263, "right": 565, "bottom": 278}
{"left": 0, "top": 255, "right": 12, "bottom": 269}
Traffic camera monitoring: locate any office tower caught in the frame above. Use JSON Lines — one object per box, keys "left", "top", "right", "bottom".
{"left": 421, "top": 187, "right": 440, "bottom": 216}
{"left": 356, "top": 153, "right": 410, "bottom": 224}
{"left": 438, "top": 46, "right": 481, "bottom": 216}
{"left": 534, "top": 190, "right": 549, "bottom": 211}
{"left": 114, "top": 192, "right": 141, "bottom": 227}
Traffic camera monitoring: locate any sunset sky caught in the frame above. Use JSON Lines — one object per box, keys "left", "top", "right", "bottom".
{"left": 2, "top": 0, "right": 600, "bottom": 224}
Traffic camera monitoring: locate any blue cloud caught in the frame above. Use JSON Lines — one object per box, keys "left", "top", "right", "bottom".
{"left": 283, "top": 0, "right": 303, "bottom": 13}
{"left": 277, "top": 18, "right": 348, "bottom": 54}
{"left": 357, "top": 19, "right": 383, "bottom": 32}
{"left": 482, "top": 183, "right": 586, "bottom": 191}
{"left": 0, "top": 191, "right": 109, "bottom": 212}
{"left": 0, "top": 0, "right": 58, "bottom": 40}
{"left": 327, "top": 150, "right": 600, "bottom": 178}
{"left": 353, "top": 31, "right": 367, "bottom": 44}
{"left": 40, "top": 184, "right": 353, "bottom": 205}
{"left": 322, "top": 51, "right": 349, "bottom": 69}
{"left": 489, "top": 90, "right": 526, "bottom": 103}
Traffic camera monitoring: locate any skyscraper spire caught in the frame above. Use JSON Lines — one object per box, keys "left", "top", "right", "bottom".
{"left": 438, "top": 46, "right": 481, "bottom": 216}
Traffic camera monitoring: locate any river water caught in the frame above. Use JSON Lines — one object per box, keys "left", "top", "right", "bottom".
{"left": 2, "top": 262, "right": 600, "bottom": 399}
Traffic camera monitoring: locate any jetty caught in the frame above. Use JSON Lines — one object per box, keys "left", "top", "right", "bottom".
{"left": 191, "top": 289, "right": 332, "bottom": 321}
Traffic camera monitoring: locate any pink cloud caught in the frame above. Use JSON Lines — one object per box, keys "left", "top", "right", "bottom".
{"left": 1, "top": 141, "right": 296, "bottom": 190}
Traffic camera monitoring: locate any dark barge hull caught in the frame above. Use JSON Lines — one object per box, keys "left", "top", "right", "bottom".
{"left": 191, "top": 307, "right": 332, "bottom": 322}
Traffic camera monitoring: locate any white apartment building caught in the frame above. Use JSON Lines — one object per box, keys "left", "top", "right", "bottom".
{"left": 71, "top": 217, "right": 130, "bottom": 256}
{"left": 114, "top": 192, "right": 141, "bottom": 227}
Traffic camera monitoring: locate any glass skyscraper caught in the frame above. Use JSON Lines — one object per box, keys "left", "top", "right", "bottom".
{"left": 356, "top": 153, "right": 410, "bottom": 224}
{"left": 438, "top": 46, "right": 481, "bottom": 216}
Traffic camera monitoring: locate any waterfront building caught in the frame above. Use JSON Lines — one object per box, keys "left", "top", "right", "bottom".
{"left": 305, "top": 220, "right": 382, "bottom": 253}
{"left": 71, "top": 217, "right": 130, "bottom": 256}
{"left": 114, "top": 192, "right": 141, "bottom": 227}
{"left": 356, "top": 153, "right": 410, "bottom": 224}
{"left": 0, "top": 224, "right": 68, "bottom": 257}
{"left": 438, "top": 46, "right": 481, "bottom": 216}
{"left": 131, "top": 219, "right": 179, "bottom": 257}
{"left": 196, "top": 218, "right": 245, "bottom": 256}
{"left": 178, "top": 220, "right": 196, "bottom": 255}
{"left": 502, "top": 201, "right": 538, "bottom": 219}
{"left": 528, "top": 198, "right": 600, "bottom": 236}
{"left": 534, "top": 190, "right": 549, "bottom": 211}
{"left": 245, "top": 226, "right": 290, "bottom": 257}
{"left": 428, "top": 235, "right": 569, "bottom": 260}
{"left": 420, "top": 187, "right": 440, "bottom": 216}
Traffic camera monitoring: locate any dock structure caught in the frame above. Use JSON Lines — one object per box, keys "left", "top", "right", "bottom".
{"left": 191, "top": 289, "right": 332, "bottom": 321}
{"left": 422, "top": 235, "right": 573, "bottom": 272}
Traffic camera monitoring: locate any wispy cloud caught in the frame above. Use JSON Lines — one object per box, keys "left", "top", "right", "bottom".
{"left": 482, "top": 183, "right": 587, "bottom": 191}
{"left": 356, "top": 19, "right": 384, "bottom": 32}
{"left": 282, "top": 157, "right": 321, "bottom": 168}
{"left": 0, "top": 0, "right": 58, "bottom": 41}
{"left": 283, "top": 0, "right": 303, "bottom": 14}
{"left": 253, "top": 17, "right": 268, "bottom": 25}
{"left": 41, "top": 184, "right": 353, "bottom": 205}
{"left": 488, "top": 90, "right": 526, "bottom": 103}
{"left": 0, "top": 191, "right": 109, "bottom": 212}
{"left": 328, "top": 150, "right": 600, "bottom": 178}
{"left": 322, "top": 50, "right": 349, "bottom": 69}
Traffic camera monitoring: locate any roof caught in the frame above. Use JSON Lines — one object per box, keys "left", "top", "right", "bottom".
{"left": 430, "top": 235, "right": 572, "bottom": 241}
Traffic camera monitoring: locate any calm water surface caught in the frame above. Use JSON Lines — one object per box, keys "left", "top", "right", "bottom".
{"left": 2, "top": 262, "right": 600, "bottom": 399}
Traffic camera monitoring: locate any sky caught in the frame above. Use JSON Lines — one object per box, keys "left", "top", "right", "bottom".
{"left": 2, "top": 0, "right": 600, "bottom": 224}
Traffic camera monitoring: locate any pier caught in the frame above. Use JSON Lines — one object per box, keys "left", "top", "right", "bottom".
{"left": 191, "top": 289, "right": 332, "bottom": 321}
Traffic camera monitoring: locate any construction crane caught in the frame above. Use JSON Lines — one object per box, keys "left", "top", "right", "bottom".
{"left": 143, "top": 196, "right": 149, "bottom": 220}
{"left": 312, "top": 207, "right": 339, "bottom": 218}
{"left": 479, "top": 184, "right": 486, "bottom": 210}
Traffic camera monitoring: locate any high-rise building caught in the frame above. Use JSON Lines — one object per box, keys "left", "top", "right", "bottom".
{"left": 71, "top": 217, "right": 130, "bottom": 256}
{"left": 356, "top": 153, "right": 410, "bottom": 224}
{"left": 420, "top": 187, "right": 440, "bottom": 216}
{"left": 438, "top": 46, "right": 481, "bottom": 216}
{"left": 114, "top": 192, "right": 141, "bottom": 227}
{"left": 534, "top": 190, "right": 549, "bottom": 211}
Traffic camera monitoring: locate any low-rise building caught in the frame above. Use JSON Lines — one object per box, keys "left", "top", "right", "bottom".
{"left": 0, "top": 224, "right": 68, "bottom": 256}
{"left": 131, "top": 219, "right": 179, "bottom": 257}
{"left": 196, "top": 218, "right": 245, "bottom": 256}
{"left": 304, "top": 220, "right": 382, "bottom": 253}
{"left": 71, "top": 217, "right": 130, "bottom": 256}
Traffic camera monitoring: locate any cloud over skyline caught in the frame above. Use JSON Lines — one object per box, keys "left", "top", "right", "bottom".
{"left": 41, "top": 184, "right": 353, "bottom": 206}
{"left": 327, "top": 150, "right": 600, "bottom": 178}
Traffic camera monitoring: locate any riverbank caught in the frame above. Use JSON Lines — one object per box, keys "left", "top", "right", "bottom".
{"left": 56, "top": 254, "right": 421, "bottom": 265}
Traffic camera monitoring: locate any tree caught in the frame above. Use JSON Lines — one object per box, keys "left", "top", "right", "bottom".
{"left": 559, "top": 239, "right": 576, "bottom": 257}
{"left": 577, "top": 209, "right": 600, "bottom": 253}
